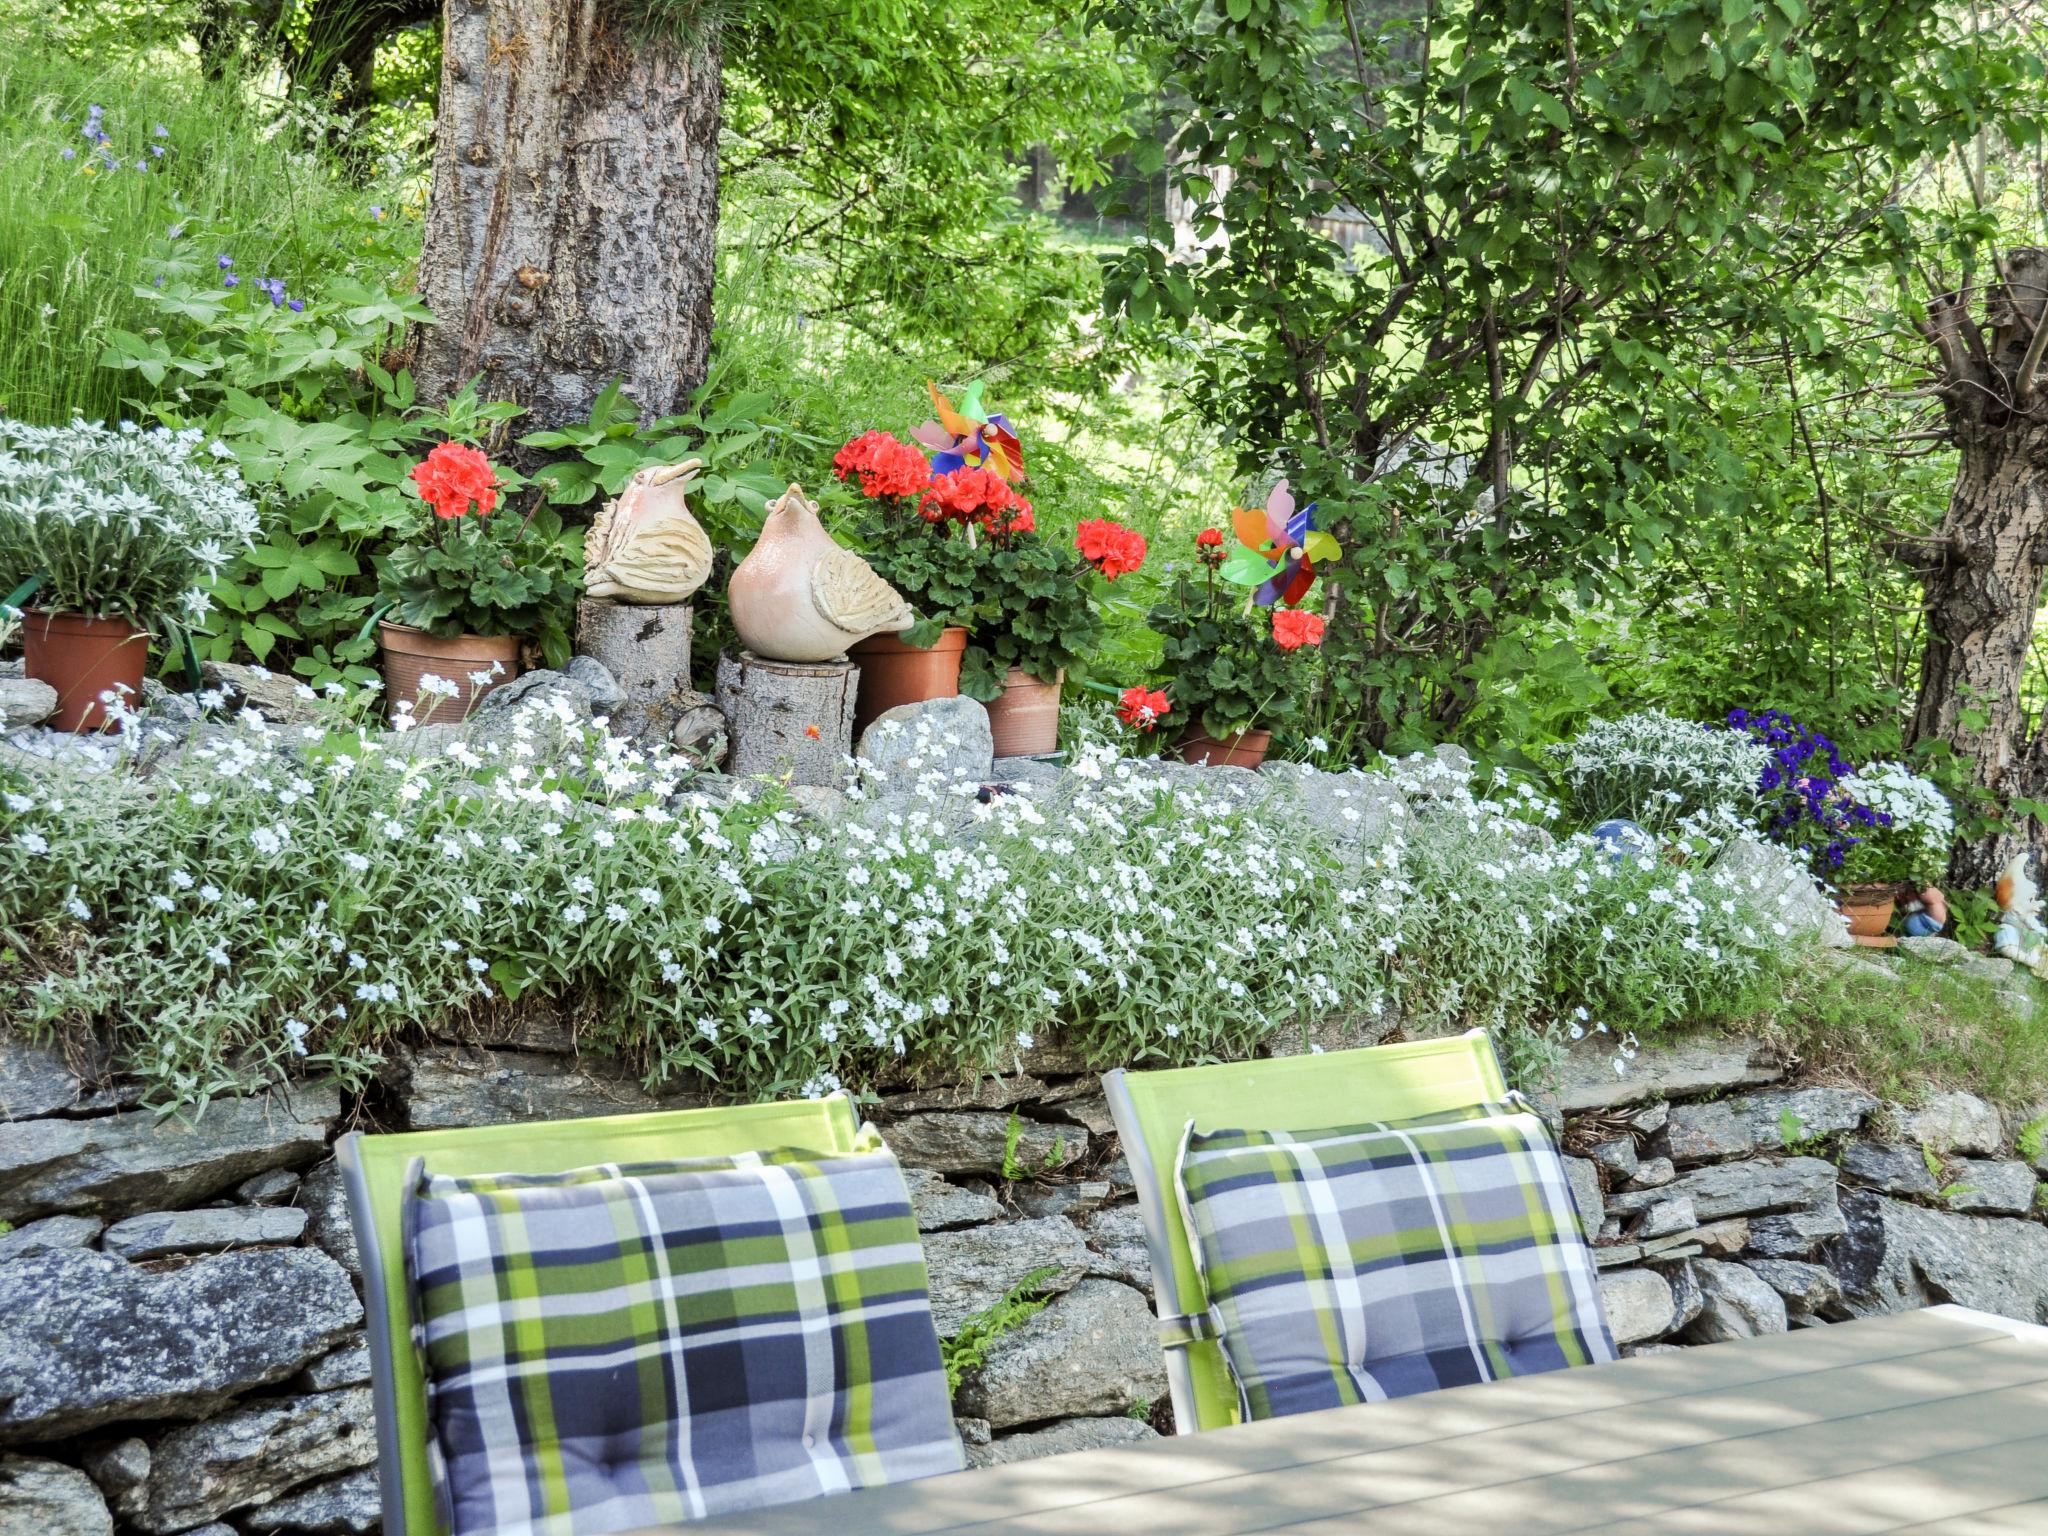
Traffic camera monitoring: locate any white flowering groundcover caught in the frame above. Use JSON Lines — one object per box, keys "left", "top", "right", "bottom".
{"left": 1, "top": 697, "right": 1821, "bottom": 1108}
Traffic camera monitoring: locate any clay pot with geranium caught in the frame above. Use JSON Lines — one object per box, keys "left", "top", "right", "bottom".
{"left": 0, "top": 418, "right": 258, "bottom": 732}
{"left": 1134, "top": 525, "right": 1328, "bottom": 769}
{"left": 375, "top": 442, "right": 582, "bottom": 725}
{"left": 832, "top": 428, "right": 981, "bottom": 733}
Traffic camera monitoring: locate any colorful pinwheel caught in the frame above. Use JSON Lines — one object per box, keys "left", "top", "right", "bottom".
{"left": 1216, "top": 478, "right": 1340, "bottom": 607}
{"left": 912, "top": 380, "right": 1026, "bottom": 483}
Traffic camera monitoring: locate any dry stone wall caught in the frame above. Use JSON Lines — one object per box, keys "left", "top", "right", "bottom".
{"left": 6, "top": 1023, "right": 2048, "bottom": 1535}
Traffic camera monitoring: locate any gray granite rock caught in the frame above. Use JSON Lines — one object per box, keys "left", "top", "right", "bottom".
{"left": 0, "top": 677, "right": 59, "bottom": 731}
{"left": 1664, "top": 1261, "right": 1705, "bottom": 1332}
{"left": 1838, "top": 1141, "right": 1939, "bottom": 1198}
{"left": 857, "top": 697, "right": 995, "bottom": 787}
{"left": 102, "top": 1206, "right": 309, "bottom": 1260}
{"left": 237, "top": 1169, "right": 304, "bottom": 1205}
{"left": 1686, "top": 1259, "right": 1788, "bottom": 1342}
{"left": 136, "top": 1389, "right": 375, "bottom": 1533}
{"left": 0, "top": 1036, "right": 100, "bottom": 1119}
{"left": 1598, "top": 1269, "right": 1675, "bottom": 1346}
{"left": 921, "top": 1217, "right": 1093, "bottom": 1337}
{"left": 1943, "top": 1159, "right": 2040, "bottom": 1216}
{"left": 79, "top": 1438, "right": 148, "bottom": 1520}
{"left": 0, "top": 1247, "right": 360, "bottom": 1440}
{"left": 1742, "top": 1258, "right": 1841, "bottom": 1321}
{"left": 1256, "top": 763, "right": 1407, "bottom": 851}
{"left": 1828, "top": 1188, "right": 2048, "bottom": 1323}
{"left": 1629, "top": 1101, "right": 1672, "bottom": 1136}
{"left": 0, "top": 1213, "right": 103, "bottom": 1263}
{"left": 1747, "top": 1202, "right": 1848, "bottom": 1258}
{"left": 398, "top": 1047, "right": 699, "bottom": 1130}
{"left": 1551, "top": 1038, "right": 1784, "bottom": 1113}
{"left": 0, "top": 1453, "right": 112, "bottom": 1536}
{"left": 1606, "top": 1156, "right": 1836, "bottom": 1223}
{"left": 952, "top": 1280, "right": 1167, "bottom": 1430}
{"left": 196, "top": 662, "right": 318, "bottom": 724}
{"left": 1637, "top": 1198, "right": 1698, "bottom": 1239}
{"left": 296, "top": 1161, "right": 359, "bottom": 1280}
{"left": 967, "top": 1415, "right": 1159, "bottom": 1469}
{"left": 1628, "top": 1156, "right": 1677, "bottom": 1189}
{"left": 1563, "top": 1156, "right": 1604, "bottom": 1233}
{"left": 296, "top": 1338, "right": 372, "bottom": 1393}
{"left": 1663, "top": 1086, "right": 1878, "bottom": 1165}
{"left": 903, "top": 1168, "right": 1004, "bottom": 1232}
{"left": 1590, "top": 1139, "right": 1639, "bottom": 1180}
{"left": 0, "top": 1082, "right": 338, "bottom": 1222}
{"left": 878, "top": 1075, "right": 1050, "bottom": 1115}
{"left": 1712, "top": 837, "right": 1851, "bottom": 947}
{"left": 1898, "top": 1092, "right": 2005, "bottom": 1156}
{"left": 238, "top": 1467, "right": 380, "bottom": 1534}
{"left": 1080, "top": 1204, "right": 1152, "bottom": 1294}
{"left": 880, "top": 1112, "right": 1083, "bottom": 1178}
{"left": 1012, "top": 1181, "right": 1114, "bottom": 1222}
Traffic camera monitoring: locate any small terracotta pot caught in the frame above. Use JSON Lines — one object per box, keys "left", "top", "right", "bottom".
{"left": 378, "top": 622, "right": 520, "bottom": 726}
{"left": 984, "top": 665, "right": 1063, "bottom": 758}
{"left": 1179, "top": 724, "right": 1273, "bottom": 768}
{"left": 21, "top": 609, "right": 150, "bottom": 733}
{"left": 850, "top": 625, "right": 968, "bottom": 737}
{"left": 1836, "top": 888, "right": 1898, "bottom": 947}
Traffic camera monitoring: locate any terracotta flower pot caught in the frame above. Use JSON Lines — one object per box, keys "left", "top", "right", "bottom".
{"left": 21, "top": 609, "right": 150, "bottom": 733}
{"left": 984, "top": 665, "right": 1063, "bottom": 758}
{"left": 850, "top": 625, "right": 968, "bottom": 737}
{"left": 1836, "top": 887, "right": 1898, "bottom": 948}
{"left": 378, "top": 622, "right": 520, "bottom": 726}
{"left": 1179, "top": 724, "right": 1273, "bottom": 768}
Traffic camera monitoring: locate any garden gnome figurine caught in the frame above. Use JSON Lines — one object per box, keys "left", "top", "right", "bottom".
{"left": 584, "top": 459, "right": 714, "bottom": 604}
{"left": 1901, "top": 885, "right": 1948, "bottom": 939}
{"left": 1992, "top": 855, "right": 2048, "bottom": 971}
{"left": 727, "top": 483, "right": 915, "bottom": 662}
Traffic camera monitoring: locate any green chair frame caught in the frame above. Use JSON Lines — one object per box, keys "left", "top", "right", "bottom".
{"left": 335, "top": 1092, "right": 864, "bottom": 1536}
{"left": 1102, "top": 1029, "right": 1511, "bottom": 1435}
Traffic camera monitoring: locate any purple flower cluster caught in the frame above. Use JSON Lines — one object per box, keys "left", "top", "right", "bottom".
{"left": 1727, "top": 707, "right": 1890, "bottom": 870}
{"left": 65, "top": 105, "right": 162, "bottom": 173}
{"left": 213, "top": 254, "right": 305, "bottom": 311}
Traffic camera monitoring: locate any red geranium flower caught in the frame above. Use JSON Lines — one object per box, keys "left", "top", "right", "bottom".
{"left": 411, "top": 441, "right": 498, "bottom": 520}
{"left": 920, "top": 465, "right": 1023, "bottom": 528}
{"left": 832, "top": 430, "right": 931, "bottom": 502}
{"left": 1195, "top": 527, "right": 1223, "bottom": 547}
{"left": 1118, "top": 686, "right": 1171, "bottom": 730}
{"left": 1271, "top": 607, "right": 1327, "bottom": 650}
{"left": 1076, "top": 518, "right": 1147, "bottom": 580}
{"left": 1004, "top": 507, "right": 1036, "bottom": 536}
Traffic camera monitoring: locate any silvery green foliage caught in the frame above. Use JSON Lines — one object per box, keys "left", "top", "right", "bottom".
{"left": 1842, "top": 761, "right": 1955, "bottom": 882}
{"left": 1, "top": 696, "right": 1800, "bottom": 1107}
{"left": 1546, "top": 709, "right": 1769, "bottom": 831}
{"left": 0, "top": 418, "right": 259, "bottom": 621}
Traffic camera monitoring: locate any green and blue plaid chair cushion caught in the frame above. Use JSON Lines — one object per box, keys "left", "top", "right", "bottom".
{"left": 1174, "top": 1100, "right": 1615, "bottom": 1422}
{"left": 404, "top": 1129, "right": 963, "bottom": 1536}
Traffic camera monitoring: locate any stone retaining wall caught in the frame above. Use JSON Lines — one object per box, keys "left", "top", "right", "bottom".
{"left": 6, "top": 1026, "right": 2048, "bottom": 1536}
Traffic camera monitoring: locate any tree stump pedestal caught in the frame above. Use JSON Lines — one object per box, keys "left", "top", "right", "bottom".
{"left": 715, "top": 650, "right": 858, "bottom": 787}
{"left": 576, "top": 599, "right": 728, "bottom": 762}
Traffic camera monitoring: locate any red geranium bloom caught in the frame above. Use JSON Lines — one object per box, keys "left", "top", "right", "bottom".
{"left": 920, "top": 465, "right": 1021, "bottom": 528}
{"left": 1272, "top": 607, "right": 1327, "bottom": 650}
{"left": 1118, "top": 686, "right": 1171, "bottom": 730}
{"left": 1004, "top": 507, "right": 1036, "bottom": 536}
{"left": 1076, "top": 518, "right": 1147, "bottom": 580}
{"left": 411, "top": 441, "right": 498, "bottom": 520}
{"left": 1195, "top": 527, "right": 1223, "bottom": 547}
{"left": 832, "top": 430, "right": 931, "bottom": 502}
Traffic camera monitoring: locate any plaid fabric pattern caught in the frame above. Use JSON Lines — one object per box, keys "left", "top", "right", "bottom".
{"left": 1175, "top": 1101, "right": 1615, "bottom": 1422}
{"left": 404, "top": 1130, "right": 963, "bottom": 1536}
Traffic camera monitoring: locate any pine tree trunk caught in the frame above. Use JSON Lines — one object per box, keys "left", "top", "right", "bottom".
{"left": 412, "top": 0, "right": 720, "bottom": 432}
{"left": 1906, "top": 274, "right": 2048, "bottom": 888}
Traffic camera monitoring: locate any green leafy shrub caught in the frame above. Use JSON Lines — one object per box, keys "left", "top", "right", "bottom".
{"left": 1145, "top": 569, "right": 1319, "bottom": 740}
{"left": 0, "top": 417, "right": 258, "bottom": 622}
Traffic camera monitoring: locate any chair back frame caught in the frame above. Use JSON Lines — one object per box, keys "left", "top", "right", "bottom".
{"left": 1102, "top": 1030, "right": 1511, "bottom": 1434}
{"left": 336, "top": 1092, "right": 863, "bottom": 1536}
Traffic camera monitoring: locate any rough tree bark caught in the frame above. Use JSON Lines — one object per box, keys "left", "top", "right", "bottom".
{"left": 1905, "top": 247, "right": 2048, "bottom": 888}
{"left": 412, "top": 0, "right": 721, "bottom": 433}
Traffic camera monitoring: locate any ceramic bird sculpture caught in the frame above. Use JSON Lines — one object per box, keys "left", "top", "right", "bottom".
{"left": 584, "top": 458, "right": 715, "bottom": 605}
{"left": 727, "top": 483, "right": 915, "bottom": 662}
